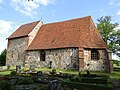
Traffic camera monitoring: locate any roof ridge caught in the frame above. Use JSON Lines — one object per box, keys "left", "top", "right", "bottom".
{"left": 43, "top": 16, "right": 91, "bottom": 25}
{"left": 8, "top": 21, "right": 40, "bottom": 39}
{"left": 21, "top": 20, "right": 40, "bottom": 26}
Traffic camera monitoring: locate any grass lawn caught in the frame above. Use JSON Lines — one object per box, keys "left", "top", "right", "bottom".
{"left": 0, "top": 67, "right": 120, "bottom": 79}
{"left": 35, "top": 68, "right": 120, "bottom": 79}
{"left": 0, "top": 71, "right": 11, "bottom": 76}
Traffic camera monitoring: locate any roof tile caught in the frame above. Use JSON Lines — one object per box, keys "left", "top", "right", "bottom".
{"left": 27, "top": 16, "right": 108, "bottom": 50}
{"left": 8, "top": 21, "right": 40, "bottom": 39}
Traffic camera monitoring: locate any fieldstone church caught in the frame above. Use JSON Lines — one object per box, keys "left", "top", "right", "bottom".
{"left": 6, "top": 16, "right": 112, "bottom": 72}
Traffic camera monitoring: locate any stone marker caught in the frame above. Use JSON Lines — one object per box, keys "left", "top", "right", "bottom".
{"left": 29, "top": 65, "right": 35, "bottom": 72}
{"left": 16, "top": 65, "right": 21, "bottom": 73}
{"left": 37, "top": 71, "right": 43, "bottom": 78}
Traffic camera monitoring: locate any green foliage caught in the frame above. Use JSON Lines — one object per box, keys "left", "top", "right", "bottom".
{"left": 7, "top": 65, "right": 10, "bottom": 70}
{"left": 0, "top": 80, "right": 15, "bottom": 90}
{"left": 35, "top": 84, "right": 48, "bottom": 90}
{"left": 17, "top": 77, "right": 34, "bottom": 85}
{"left": 0, "top": 49, "right": 6, "bottom": 66}
{"left": 61, "top": 80, "right": 113, "bottom": 90}
{"left": 10, "top": 71, "right": 17, "bottom": 76}
{"left": 86, "top": 70, "right": 90, "bottom": 75}
{"left": 21, "top": 73, "right": 31, "bottom": 77}
{"left": 97, "top": 16, "right": 120, "bottom": 58}
{"left": 50, "top": 69, "right": 56, "bottom": 75}
{"left": 112, "top": 60, "right": 120, "bottom": 66}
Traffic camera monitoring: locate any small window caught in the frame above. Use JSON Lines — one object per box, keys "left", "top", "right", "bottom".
{"left": 40, "top": 50, "right": 45, "bottom": 61}
{"left": 91, "top": 49, "right": 99, "bottom": 60}
{"left": 12, "top": 51, "right": 14, "bottom": 58}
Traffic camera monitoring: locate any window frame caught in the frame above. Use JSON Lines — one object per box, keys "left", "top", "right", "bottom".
{"left": 91, "top": 49, "right": 99, "bottom": 61}
{"left": 40, "top": 50, "right": 46, "bottom": 61}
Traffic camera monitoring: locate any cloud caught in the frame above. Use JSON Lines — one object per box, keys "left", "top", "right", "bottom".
{"left": 0, "top": 0, "right": 3, "bottom": 4}
{"left": 0, "top": 19, "right": 14, "bottom": 53}
{"left": 108, "top": 0, "right": 116, "bottom": 5}
{"left": 0, "top": 20, "right": 13, "bottom": 34}
{"left": 116, "top": 10, "right": 120, "bottom": 15}
{"left": 10, "top": 0, "right": 55, "bottom": 17}
{"left": 114, "top": 25, "right": 120, "bottom": 30}
{"left": 116, "top": 2, "right": 120, "bottom": 6}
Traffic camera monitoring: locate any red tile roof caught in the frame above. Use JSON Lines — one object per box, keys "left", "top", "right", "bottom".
{"left": 8, "top": 21, "right": 40, "bottom": 39}
{"left": 27, "top": 16, "right": 108, "bottom": 50}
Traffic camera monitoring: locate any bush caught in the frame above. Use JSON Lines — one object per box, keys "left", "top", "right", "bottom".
{"left": 10, "top": 71, "right": 17, "bottom": 76}
{"left": 21, "top": 73, "right": 30, "bottom": 77}
{"left": 17, "top": 77, "right": 34, "bottom": 85}
{"left": 78, "top": 72, "right": 81, "bottom": 77}
{"left": 86, "top": 70, "right": 90, "bottom": 75}
{"left": 35, "top": 84, "right": 48, "bottom": 90}
{"left": 50, "top": 69, "right": 56, "bottom": 75}
{"left": 61, "top": 81, "right": 113, "bottom": 90}
{"left": 0, "top": 80, "right": 15, "bottom": 90}
{"left": 112, "top": 60, "right": 120, "bottom": 66}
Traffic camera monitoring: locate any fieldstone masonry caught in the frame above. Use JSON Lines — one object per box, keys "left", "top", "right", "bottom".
{"left": 6, "top": 21, "right": 42, "bottom": 67}
{"left": 83, "top": 49, "right": 108, "bottom": 71}
{"left": 25, "top": 48, "right": 110, "bottom": 72}
{"left": 25, "top": 48, "right": 78, "bottom": 69}
{"left": 6, "top": 37, "right": 28, "bottom": 66}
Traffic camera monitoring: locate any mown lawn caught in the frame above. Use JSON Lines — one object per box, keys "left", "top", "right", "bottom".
{"left": 0, "top": 67, "right": 120, "bottom": 79}
{"left": 36, "top": 68, "right": 120, "bottom": 79}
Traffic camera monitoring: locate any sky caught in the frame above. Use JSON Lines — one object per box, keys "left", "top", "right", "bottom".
{"left": 0, "top": 0, "right": 120, "bottom": 59}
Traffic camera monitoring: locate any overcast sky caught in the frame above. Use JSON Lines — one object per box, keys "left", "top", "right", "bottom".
{"left": 0, "top": 0, "right": 120, "bottom": 59}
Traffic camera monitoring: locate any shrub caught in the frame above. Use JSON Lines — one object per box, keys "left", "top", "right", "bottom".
{"left": 78, "top": 72, "right": 81, "bottom": 77}
{"left": 86, "top": 70, "right": 90, "bottom": 75}
{"left": 21, "top": 73, "right": 30, "bottom": 77}
{"left": 0, "top": 80, "right": 15, "bottom": 90}
{"left": 50, "top": 69, "right": 56, "bottom": 75}
{"left": 17, "top": 77, "right": 34, "bottom": 85}
{"left": 32, "top": 76, "right": 39, "bottom": 83}
{"left": 10, "top": 71, "right": 17, "bottom": 76}
{"left": 35, "top": 84, "right": 48, "bottom": 90}
{"left": 7, "top": 65, "right": 10, "bottom": 70}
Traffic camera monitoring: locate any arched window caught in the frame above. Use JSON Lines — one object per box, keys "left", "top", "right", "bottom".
{"left": 91, "top": 49, "right": 99, "bottom": 60}
{"left": 40, "top": 50, "right": 45, "bottom": 61}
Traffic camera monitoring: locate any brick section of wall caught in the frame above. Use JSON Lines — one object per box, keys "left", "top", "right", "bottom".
{"left": 79, "top": 48, "right": 84, "bottom": 71}
{"left": 26, "top": 48, "right": 78, "bottom": 69}
{"left": 6, "top": 37, "right": 28, "bottom": 66}
{"left": 83, "top": 49, "right": 108, "bottom": 71}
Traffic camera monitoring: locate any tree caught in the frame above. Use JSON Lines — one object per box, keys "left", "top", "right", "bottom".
{"left": 0, "top": 49, "right": 6, "bottom": 66}
{"left": 97, "top": 16, "right": 120, "bottom": 58}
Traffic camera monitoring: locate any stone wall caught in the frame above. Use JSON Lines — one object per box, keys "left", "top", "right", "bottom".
{"left": 83, "top": 49, "right": 108, "bottom": 71}
{"left": 6, "top": 37, "right": 28, "bottom": 66}
{"left": 26, "top": 48, "right": 78, "bottom": 69}
{"left": 6, "top": 21, "right": 42, "bottom": 67}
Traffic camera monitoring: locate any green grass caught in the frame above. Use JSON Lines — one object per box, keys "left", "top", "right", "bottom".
{"left": 0, "top": 71, "right": 11, "bottom": 76}
{"left": 35, "top": 68, "right": 79, "bottom": 74}
{"left": 0, "top": 67, "right": 120, "bottom": 79}
{"left": 35, "top": 68, "right": 120, "bottom": 79}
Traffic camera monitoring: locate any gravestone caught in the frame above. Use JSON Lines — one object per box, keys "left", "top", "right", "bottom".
{"left": 29, "top": 65, "right": 35, "bottom": 72}
{"left": 49, "top": 61, "right": 52, "bottom": 68}
{"left": 48, "top": 80, "right": 59, "bottom": 90}
{"left": 16, "top": 65, "right": 21, "bottom": 73}
{"left": 9, "top": 77, "right": 18, "bottom": 85}
{"left": 37, "top": 71, "right": 43, "bottom": 78}
{"left": 0, "top": 66, "right": 7, "bottom": 71}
